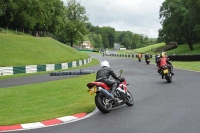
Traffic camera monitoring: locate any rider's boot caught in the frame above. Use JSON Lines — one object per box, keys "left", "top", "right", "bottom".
{"left": 170, "top": 67, "right": 174, "bottom": 76}
{"left": 110, "top": 82, "right": 118, "bottom": 96}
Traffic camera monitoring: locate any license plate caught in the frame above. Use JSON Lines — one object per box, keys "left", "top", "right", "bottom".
{"left": 163, "top": 69, "right": 168, "bottom": 74}
{"left": 88, "top": 86, "right": 97, "bottom": 95}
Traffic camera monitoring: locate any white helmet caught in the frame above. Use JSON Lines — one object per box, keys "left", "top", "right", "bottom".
{"left": 101, "top": 60, "right": 110, "bottom": 68}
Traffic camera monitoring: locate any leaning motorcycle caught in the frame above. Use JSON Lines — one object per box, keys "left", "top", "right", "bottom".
{"left": 160, "top": 65, "right": 172, "bottom": 83}
{"left": 86, "top": 70, "right": 134, "bottom": 113}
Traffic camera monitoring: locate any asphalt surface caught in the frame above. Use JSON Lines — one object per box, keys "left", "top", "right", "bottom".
{"left": 1, "top": 54, "right": 200, "bottom": 133}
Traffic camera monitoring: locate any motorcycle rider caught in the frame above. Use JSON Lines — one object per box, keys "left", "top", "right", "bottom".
{"left": 145, "top": 53, "right": 150, "bottom": 63}
{"left": 155, "top": 53, "right": 161, "bottom": 66}
{"left": 138, "top": 53, "right": 142, "bottom": 62}
{"left": 157, "top": 53, "right": 174, "bottom": 76}
{"left": 96, "top": 60, "right": 124, "bottom": 99}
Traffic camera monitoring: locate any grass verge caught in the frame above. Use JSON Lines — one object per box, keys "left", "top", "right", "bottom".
{"left": 0, "top": 73, "right": 96, "bottom": 126}
{"left": 172, "top": 61, "right": 200, "bottom": 72}
{"left": 0, "top": 58, "right": 99, "bottom": 126}
{"left": 0, "top": 34, "right": 89, "bottom": 67}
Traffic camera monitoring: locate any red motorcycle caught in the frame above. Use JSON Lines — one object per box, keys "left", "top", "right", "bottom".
{"left": 86, "top": 70, "right": 134, "bottom": 113}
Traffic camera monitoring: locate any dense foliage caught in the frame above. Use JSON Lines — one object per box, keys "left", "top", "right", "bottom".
{"left": 0, "top": 0, "right": 157, "bottom": 49}
{"left": 0, "top": 0, "right": 89, "bottom": 47}
{"left": 158, "top": 0, "right": 200, "bottom": 50}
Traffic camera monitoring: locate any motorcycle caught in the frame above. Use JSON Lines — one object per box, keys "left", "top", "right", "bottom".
{"left": 86, "top": 70, "right": 134, "bottom": 113}
{"left": 138, "top": 57, "right": 141, "bottom": 62}
{"left": 160, "top": 65, "right": 172, "bottom": 83}
{"left": 146, "top": 58, "right": 150, "bottom": 65}
{"left": 138, "top": 54, "right": 142, "bottom": 62}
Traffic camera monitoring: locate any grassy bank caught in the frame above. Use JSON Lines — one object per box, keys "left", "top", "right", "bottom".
{"left": 118, "top": 42, "right": 166, "bottom": 54}
{"left": 0, "top": 34, "right": 89, "bottom": 67}
{"left": 117, "top": 42, "right": 200, "bottom": 55}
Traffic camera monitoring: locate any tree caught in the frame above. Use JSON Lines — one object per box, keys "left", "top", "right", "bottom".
{"left": 87, "top": 33, "right": 103, "bottom": 48}
{"left": 119, "top": 31, "right": 133, "bottom": 49}
{"left": 0, "top": 0, "right": 3, "bottom": 16}
{"left": 63, "top": 0, "right": 89, "bottom": 47}
{"left": 159, "top": 0, "right": 200, "bottom": 50}
{"left": 0, "top": 0, "right": 18, "bottom": 32}
{"left": 101, "top": 27, "right": 116, "bottom": 48}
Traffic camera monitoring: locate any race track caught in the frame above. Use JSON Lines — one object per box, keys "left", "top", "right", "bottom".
{"left": 1, "top": 54, "right": 200, "bottom": 133}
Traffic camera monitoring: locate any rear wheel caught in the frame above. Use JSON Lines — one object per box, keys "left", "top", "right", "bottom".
{"left": 165, "top": 73, "right": 172, "bottom": 83}
{"left": 125, "top": 90, "right": 134, "bottom": 106}
{"left": 95, "top": 93, "right": 112, "bottom": 113}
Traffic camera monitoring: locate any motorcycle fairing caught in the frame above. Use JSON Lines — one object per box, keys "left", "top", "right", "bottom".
{"left": 87, "top": 82, "right": 110, "bottom": 90}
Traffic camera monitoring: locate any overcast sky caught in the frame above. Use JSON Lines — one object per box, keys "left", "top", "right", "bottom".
{"left": 62, "top": 0, "right": 165, "bottom": 38}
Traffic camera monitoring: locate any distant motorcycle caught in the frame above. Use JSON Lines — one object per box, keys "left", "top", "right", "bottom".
{"left": 160, "top": 65, "right": 172, "bottom": 83}
{"left": 86, "top": 70, "right": 134, "bottom": 113}
{"left": 146, "top": 58, "right": 150, "bottom": 65}
{"left": 138, "top": 54, "right": 142, "bottom": 62}
{"left": 138, "top": 57, "right": 141, "bottom": 62}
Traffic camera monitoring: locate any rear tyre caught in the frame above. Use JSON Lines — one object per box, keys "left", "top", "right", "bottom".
{"left": 95, "top": 93, "right": 112, "bottom": 113}
{"left": 125, "top": 90, "right": 134, "bottom": 106}
{"left": 165, "top": 73, "right": 172, "bottom": 83}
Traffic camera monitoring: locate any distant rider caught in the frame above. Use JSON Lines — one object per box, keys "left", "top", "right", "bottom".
{"left": 138, "top": 53, "right": 142, "bottom": 61}
{"left": 145, "top": 53, "right": 150, "bottom": 63}
{"left": 155, "top": 53, "right": 161, "bottom": 66}
{"left": 96, "top": 60, "right": 124, "bottom": 99}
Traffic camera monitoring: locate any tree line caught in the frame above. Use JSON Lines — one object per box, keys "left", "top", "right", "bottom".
{"left": 158, "top": 0, "right": 200, "bottom": 50}
{"left": 0, "top": 0, "right": 157, "bottom": 49}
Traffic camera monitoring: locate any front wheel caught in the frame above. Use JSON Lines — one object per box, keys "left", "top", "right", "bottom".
{"left": 95, "top": 93, "right": 112, "bottom": 113}
{"left": 125, "top": 90, "right": 134, "bottom": 106}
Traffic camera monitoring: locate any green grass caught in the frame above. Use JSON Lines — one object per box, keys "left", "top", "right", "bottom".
{"left": 0, "top": 73, "right": 96, "bottom": 126}
{"left": 0, "top": 28, "right": 32, "bottom": 36}
{"left": 117, "top": 42, "right": 166, "bottom": 54}
{"left": 166, "top": 43, "right": 200, "bottom": 55}
{"left": 0, "top": 34, "right": 89, "bottom": 67}
{"left": 172, "top": 61, "right": 200, "bottom": 72}
{"left": 117, "top": 42, "right": 200, "bottom": 55}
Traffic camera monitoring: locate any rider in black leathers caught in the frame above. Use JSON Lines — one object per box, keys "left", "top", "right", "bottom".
{"left": 96, "top": 60, "right": 124, "bottom": 98}
{"left": 145, "top": 53, "right": 150, "bottom": 63}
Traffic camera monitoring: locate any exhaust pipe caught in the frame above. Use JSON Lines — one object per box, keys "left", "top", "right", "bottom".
{"left": 98, "top": 87, "right": 114, "bottom": 99}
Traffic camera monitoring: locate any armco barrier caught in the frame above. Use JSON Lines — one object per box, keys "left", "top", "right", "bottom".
{"left": 0, "top": 58, "right": 92, "bottom": 76}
